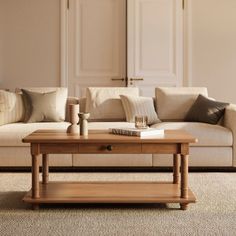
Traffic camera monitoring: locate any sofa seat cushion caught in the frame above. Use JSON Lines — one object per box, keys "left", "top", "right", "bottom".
{"left": 0, "top": 122, "right": 135, "bottom": 147}
{"left": 0, "top": 122, "right": 70, "bottom": 147}
{"left": 150, "top": 122, "right": 233, "bottom": 147}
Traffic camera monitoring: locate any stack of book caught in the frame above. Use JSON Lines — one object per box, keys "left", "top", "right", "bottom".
{"left": 109, "top": 127, "right": 164, "bottom": 137}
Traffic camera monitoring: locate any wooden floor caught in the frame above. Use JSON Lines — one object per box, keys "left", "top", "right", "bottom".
{"left": 23, "top": 181, "right": 196, "bottom": 204}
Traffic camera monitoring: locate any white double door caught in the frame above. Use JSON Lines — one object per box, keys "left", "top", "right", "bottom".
{"left": 68, "top": 0, "right": 183, "bottom": 97}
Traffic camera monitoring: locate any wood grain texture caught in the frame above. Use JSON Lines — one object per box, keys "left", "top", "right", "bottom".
{"left": 142, "top": 143, "right": 179, "bottom": 154}
{"left": 42, "top": 154, "right": 49, "bottom": 184}
{"left": 23, "top": 129, "right": 197, "bottom": 210}
{"left": 181, "top": 154, "right": 189, "bottom": 199}
{"left": 23, "top": 182, "right": 196, "bottom": 204}
{"left": 32, "top": 154, "right": 39, "bottom": 199}
{"left": 31, "top": 144, "right": 40, "bottom": 155}
{"left": 22, "top": 129, "right": 197, "bottom": 144}
{"left": 181, "top": 143, "right": 189, "bottom": 155}
{"left": 173, "top": 154, "right": 180, "bottom": 184}
{"left": 40, "top": 144, "right": 79, "bottom": 154}
{"left": 79, "top": 143, "right": 141, "bottom": 154}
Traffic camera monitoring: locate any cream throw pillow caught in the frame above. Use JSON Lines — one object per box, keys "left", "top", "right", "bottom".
{"left": 0, "top": 90, "right": 15, "bottom": 111}
{"left": 85, "top": 87, "right": 139, "bottom": 121}
{"left": 120, "top": 95, "right": 161, "bottom": 125}
{"left": 22, "top": 89, "right": 63, "bottom": 123}
{"left": 19, "top": 87, "right": 68, "bottom": 121}
{"left": 0, "top": 90, "right": 24, "bottom": 125}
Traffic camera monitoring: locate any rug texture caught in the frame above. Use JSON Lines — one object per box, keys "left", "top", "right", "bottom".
{"left": 0, "top": 173, "right": 235, "bottom": 236}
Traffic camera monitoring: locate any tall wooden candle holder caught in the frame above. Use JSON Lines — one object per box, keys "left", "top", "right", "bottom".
{"left": 78, "top": 112, "right": 90, "bottom": 136}
{"left": 66, "top": 104, "right": 80, "bottom": 135}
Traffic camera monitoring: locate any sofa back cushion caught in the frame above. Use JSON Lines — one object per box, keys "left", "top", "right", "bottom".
{"left": 0, "top": 90, "right": 24, "bottom": 125}
{"left": 155, "top": 87, "right": 208, "bottom": 121}
{"left": 78, "top": 97, "right": 86, "bottom": 113}
{"left": 85, "top": 87, "right": 139, "bottom": 121}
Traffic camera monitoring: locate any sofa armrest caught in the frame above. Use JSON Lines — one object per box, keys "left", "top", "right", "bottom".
{"left": 223, "top": 104, "right": 236, "bottom": 166}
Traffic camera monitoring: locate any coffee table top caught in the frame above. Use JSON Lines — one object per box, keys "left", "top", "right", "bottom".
{"left": 22, "top": 129, "right": 197, "bottom": 144}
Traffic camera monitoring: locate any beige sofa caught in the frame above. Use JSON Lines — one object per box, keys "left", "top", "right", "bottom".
{"left": 0, "top": 87, "right": 235, "bottom": 168}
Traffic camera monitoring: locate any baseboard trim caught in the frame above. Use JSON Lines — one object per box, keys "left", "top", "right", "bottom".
{"left": 0, "top": 166, "right": 236, "bottom": 172}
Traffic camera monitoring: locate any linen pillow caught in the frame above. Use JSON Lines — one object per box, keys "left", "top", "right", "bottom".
{"left": 21, "top": 89, "right": 63, "bottom": 123}
{"left": 185, "top": 94, "right": 229, "bottom": 124}
{"left": 21, "top": 88, "right": 68, "bottom": 122}
{"left": 85, "top": 87, "right": 139, "bottom": 121}
{"left": 0, "top": 90, "right": 15, "bottom": 112}
{"left": 120, "top": 95, "right": 161, "bottom": 125}
{"left": 0, "top": 90, "right": 24, "bottom": 125}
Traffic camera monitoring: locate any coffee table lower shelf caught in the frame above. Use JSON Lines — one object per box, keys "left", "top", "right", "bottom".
{"left": 23, "top": 181, "right": 196, "bottom": 205}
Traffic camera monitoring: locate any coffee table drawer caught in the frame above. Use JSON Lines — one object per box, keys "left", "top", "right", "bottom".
{"left": 79, "top": 143, "right": 141, "bottom": 154}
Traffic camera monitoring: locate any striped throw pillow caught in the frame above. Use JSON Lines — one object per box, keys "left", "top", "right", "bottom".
{"left": 0, "top": 90, "right": 15, "bottom": 112}
{"left": 0, "top": 90, "right": 24, "bottom": 126}
{"left": 120, "top": 95, "right": 161, "bottom": 125}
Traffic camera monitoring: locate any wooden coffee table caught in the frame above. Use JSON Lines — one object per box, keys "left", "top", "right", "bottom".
{"left": 22, "top": 129, "right": 197, "bottom": 210}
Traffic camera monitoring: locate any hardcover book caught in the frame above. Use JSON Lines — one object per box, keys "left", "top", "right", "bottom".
{"left": 109, "top": 127, "right": 164, "bottom": 137}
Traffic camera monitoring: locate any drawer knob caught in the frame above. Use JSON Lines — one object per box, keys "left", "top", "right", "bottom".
{"left": 106, "top": 145, "right": 113, "bottom": 151}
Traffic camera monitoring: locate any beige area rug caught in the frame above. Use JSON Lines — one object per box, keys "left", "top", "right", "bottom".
{"left": 0, "top": 173, "right": 235, "bottom": 236}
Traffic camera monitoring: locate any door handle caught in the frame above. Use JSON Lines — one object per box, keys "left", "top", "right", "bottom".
{"left": 130, "top": 78, "right": 144, "bottom": 81}
{"left": 111, "top": 78, "right": 125, "bottom": 81}
{"left": 129, "top": 78, "right": 144, "bottom": 86}
{"left": 111, "top": 77, "right": 143, "bottom": 86}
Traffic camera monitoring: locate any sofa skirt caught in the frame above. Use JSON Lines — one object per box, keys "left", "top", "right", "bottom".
{"left": 0, "top": 147, "right": 72, "bottom": 167}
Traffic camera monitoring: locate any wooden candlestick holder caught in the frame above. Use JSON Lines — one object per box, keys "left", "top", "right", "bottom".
{"left": 66, "top": 104, "right": 80, "bottom": 135}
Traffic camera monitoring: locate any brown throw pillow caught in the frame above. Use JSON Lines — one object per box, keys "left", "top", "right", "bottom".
{"left": 185, "top": 94, "right": 229, "bottom": 124}
{"left": 22, "top": 89, "right": 62, "bottom": 123}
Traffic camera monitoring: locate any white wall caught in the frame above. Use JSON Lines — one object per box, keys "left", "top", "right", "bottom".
{"left": 186, "top": 0, "right": 236, "bottom": 103}
{"left": 0, "top": 0, "right": 60, "bottom": 90}
{"left": 1, "top": 0, "right": 236, "bottom": 104}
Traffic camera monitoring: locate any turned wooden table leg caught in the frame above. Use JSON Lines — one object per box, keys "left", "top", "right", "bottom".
{"left": 180, "top": 154, "right": 189, "bottom": 210}
{"left": 32, "top": 154, "right": 40, "bottom": 210}
{"left": 42, "top": 154, "right": 49, "bottom": 184}
{"left": 173, "top": 154, "right": 180, "bottom": 184}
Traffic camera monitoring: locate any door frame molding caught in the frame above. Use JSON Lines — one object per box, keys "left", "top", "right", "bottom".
{"left": 183, "top": 0, "right": 192, "bottom": 86}
{"left": 60, "top": 0, "right": 69, "bottom": 87}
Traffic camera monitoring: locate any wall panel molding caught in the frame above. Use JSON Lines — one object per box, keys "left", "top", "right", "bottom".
{"left": 60, "top": 0, "right": 69, "bottom": 87}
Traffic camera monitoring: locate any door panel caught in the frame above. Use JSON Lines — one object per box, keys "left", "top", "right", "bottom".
{"left": 68, "top": 0, "right": 126, "bottom": 96}
{"left": 68, "top": 0, "right": 183, "bottom": 97}
{"left": 127, "top": 0, "right": 183, "bottom": 96}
